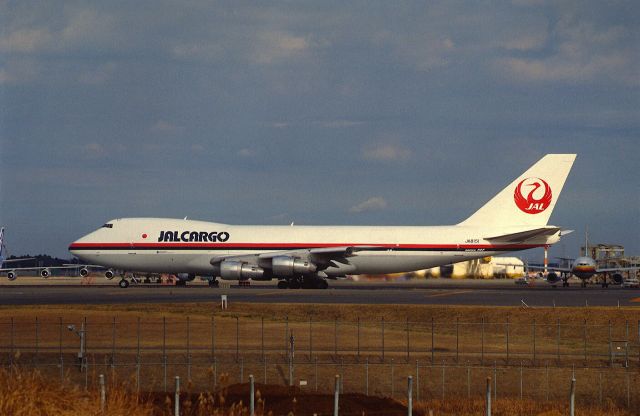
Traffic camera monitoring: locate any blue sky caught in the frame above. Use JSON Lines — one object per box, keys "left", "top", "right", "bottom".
{"left": 1, "top": 1, "right": 638, "bottom": 259}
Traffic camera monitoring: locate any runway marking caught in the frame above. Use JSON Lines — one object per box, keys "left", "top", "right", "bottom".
{"left": 426, "top": 290, "right": 473, "bottom": 298}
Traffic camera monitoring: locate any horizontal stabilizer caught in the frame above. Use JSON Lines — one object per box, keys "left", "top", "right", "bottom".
{"left": 485, "top": 227, "right": 561, "bottom": 243}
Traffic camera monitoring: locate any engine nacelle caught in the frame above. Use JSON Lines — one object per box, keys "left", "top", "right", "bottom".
{"left": 79, "top": 267, "right": 89, "bottom": 277}
{"left": 40, "top": 268, "right": 51, "bottom": 278}
{"left": 546, "top": 272, "right": 560, "bottom": 284}
{"left": 612, "top": 273, "right": 623, "bottom": 284}
{"left": 271, "top": 256, "right": 316, "bottom": 276}
{"left": 7, "top": 271, "right": 17, "bottom": 281}
{"left": 215, "top": 261, "right": 265, "bottom": 280}
{"left": 105, "top": 269, "right": 115, "bottom": 280}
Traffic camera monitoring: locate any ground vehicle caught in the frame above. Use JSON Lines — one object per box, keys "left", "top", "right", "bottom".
{"left": 622, "top": 278, "right": 639, "bottom": 288}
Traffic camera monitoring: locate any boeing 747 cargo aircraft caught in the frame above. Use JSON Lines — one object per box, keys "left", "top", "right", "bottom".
{"left": 69, "top": 154, "right": 576, "bottom": 289}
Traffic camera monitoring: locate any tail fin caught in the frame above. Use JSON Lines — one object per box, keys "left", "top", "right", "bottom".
{"left": 458, "top": 154, "right": 576, "bottom": 228}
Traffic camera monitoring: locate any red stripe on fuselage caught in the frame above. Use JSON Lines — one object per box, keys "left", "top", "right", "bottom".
{"left": 68, "top": 242, "right": 543, "bottom": 250}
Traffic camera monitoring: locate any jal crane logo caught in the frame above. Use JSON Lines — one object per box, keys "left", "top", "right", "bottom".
{"left": 514, "top": 177, "right": 552, "bottom": 214}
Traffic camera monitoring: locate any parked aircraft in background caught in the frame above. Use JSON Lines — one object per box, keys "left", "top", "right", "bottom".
{"left": 529, "top": 235, "right": 638, "bottom": 288}
{"left": 0, "top": 227, "right": 100, "bottom": 281}
{"left": 69, "top": 154, "right": 577, "bottom": 288}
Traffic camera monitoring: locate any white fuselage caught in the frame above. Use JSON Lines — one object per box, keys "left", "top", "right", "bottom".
{"left": 69, "top": 218, "right": 557, "bottom": 277}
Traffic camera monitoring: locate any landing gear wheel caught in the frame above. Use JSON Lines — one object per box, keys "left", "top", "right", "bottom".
{"left": 118, "top": 279, "right": 129, "bottom": 288}
{"left": 208, "top": 279, "right": 219, "bottom": 287}
{"left": 277, "top": 280, "right": 289, "bottom": 289}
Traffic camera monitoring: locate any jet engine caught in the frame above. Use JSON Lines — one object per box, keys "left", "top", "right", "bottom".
{"left": 214, "top": 261, "right": 265, "bottom": 280}
{"left": 105, "top": 269, "right": 115, "bottom": 280}
{"left": 40, "top": 268, "right": 51, "bottom": 278}
{"left": 79, "top": 267, "right": 89, "bottom": 277}
{"left": 546, "top": 272, "right": 560, "bottom": 284}
{"left": 7, "top": 271, "right": 17, "bottom": 281}
{"left": 612, "top": 273, "right": 623, "bottom": 284}
{"left": 271, "top": 256, "right": 316, "bottom": 276}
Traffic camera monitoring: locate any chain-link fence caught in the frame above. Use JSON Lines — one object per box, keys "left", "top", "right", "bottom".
{"left": 1, "top": 315, "right": 638, "bottom": 410}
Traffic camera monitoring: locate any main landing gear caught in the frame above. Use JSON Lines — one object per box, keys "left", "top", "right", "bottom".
{"left": 277, "top": 277, "right": 329, "bottom": 289}
{"left": 118, "top": 279, "right": 129, "bottom": 288}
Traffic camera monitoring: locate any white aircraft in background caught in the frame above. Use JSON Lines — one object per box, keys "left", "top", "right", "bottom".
{"left": 530, "top": 235, "right": 638, "bottom": 288}
{"left": 69, "top": 154, "right": 576, "bottom": 289}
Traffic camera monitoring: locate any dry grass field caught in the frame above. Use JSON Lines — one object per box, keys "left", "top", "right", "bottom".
{"left": 0, "top": 302, "right": 639, "bottom": 413}
{"left": 0, "top": 367, "right": 637, "bottom": 416}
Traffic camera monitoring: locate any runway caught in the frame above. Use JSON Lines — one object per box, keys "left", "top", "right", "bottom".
{"left": 1, "top": 278, "right": 639, "bottom": 307}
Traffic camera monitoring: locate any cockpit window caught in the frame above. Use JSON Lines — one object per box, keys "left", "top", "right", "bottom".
{"left": 102, "top": 223, "right": 113, "bottom": 228}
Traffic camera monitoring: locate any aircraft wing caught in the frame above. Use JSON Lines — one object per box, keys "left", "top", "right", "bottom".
{"left": 0, "top": 265, "right": 98, "bottom": 273}
{"left": 596, "top": 266, "right": 640, "bottom": 273}
{"left": 526, "top": 264, "right": 573, "bottom": 273}
{"left": 210, "top": 245, "right": 384, "bottom": 269}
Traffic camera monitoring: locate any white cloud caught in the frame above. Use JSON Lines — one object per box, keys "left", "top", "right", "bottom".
{"left": 238, "top": 148, "right": 256, "bottom": 157}
{"left": 78, "top": 62, "right": 117, "bottom": 85}
{"left": 362, "top": 143, "right": 411, "bottom": 162}
{"left": 0, "top": 28, "right": 53, "bottom": 53}
{"left": 315, "top": 120, "right": 364, "bottom": 128}
{"left": 349, "top": 197, "right": 388, "bottom": 213}
{"left": 252, "top": 31, "right": 310, "bottom": 64}
{"left": 150, "top": 120, "right": 184, "bottom": 134}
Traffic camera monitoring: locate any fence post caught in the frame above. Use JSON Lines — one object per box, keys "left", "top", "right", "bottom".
{"left": 519, "top": 361, "right": 523, "bottom": 399}
{"left": 262, "top": 316, "right": 265, "bottom": 362}
{"left": 314, "top": 356, "right": 317, "bottom": 392}
{"left": 485, "top": 376, "right": 491, "bottom": 416}
{"left": 240, "top": 357, "right": 244, "bottom": 384}
{"left": 99, "top": 374, "right": 106, "bottom": 414}
{"left": 493, "top": 361, "right": 497, "bottom": 401}
{"left": 608, "top": 320, "right": 612, "bottom": 367}
{"left": 407, "top": 376, "right": 413, "bottom": 416}
{"left": 249, "top": 374, "right": 255, "bottom": 416}
{"left": 569, "top": 376, "right": 576, "bottom": 416}
{"left": 285, "top": 315, "right": 289, "bottom": 357}
{"left": 334, "top": 375, "right": 340, "bottom": 416}
{"left": 265, "top": 356, "right": 268, "bottom": 385}
{"left": 174, "top": 376, "right": 180, "bottom": 416}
